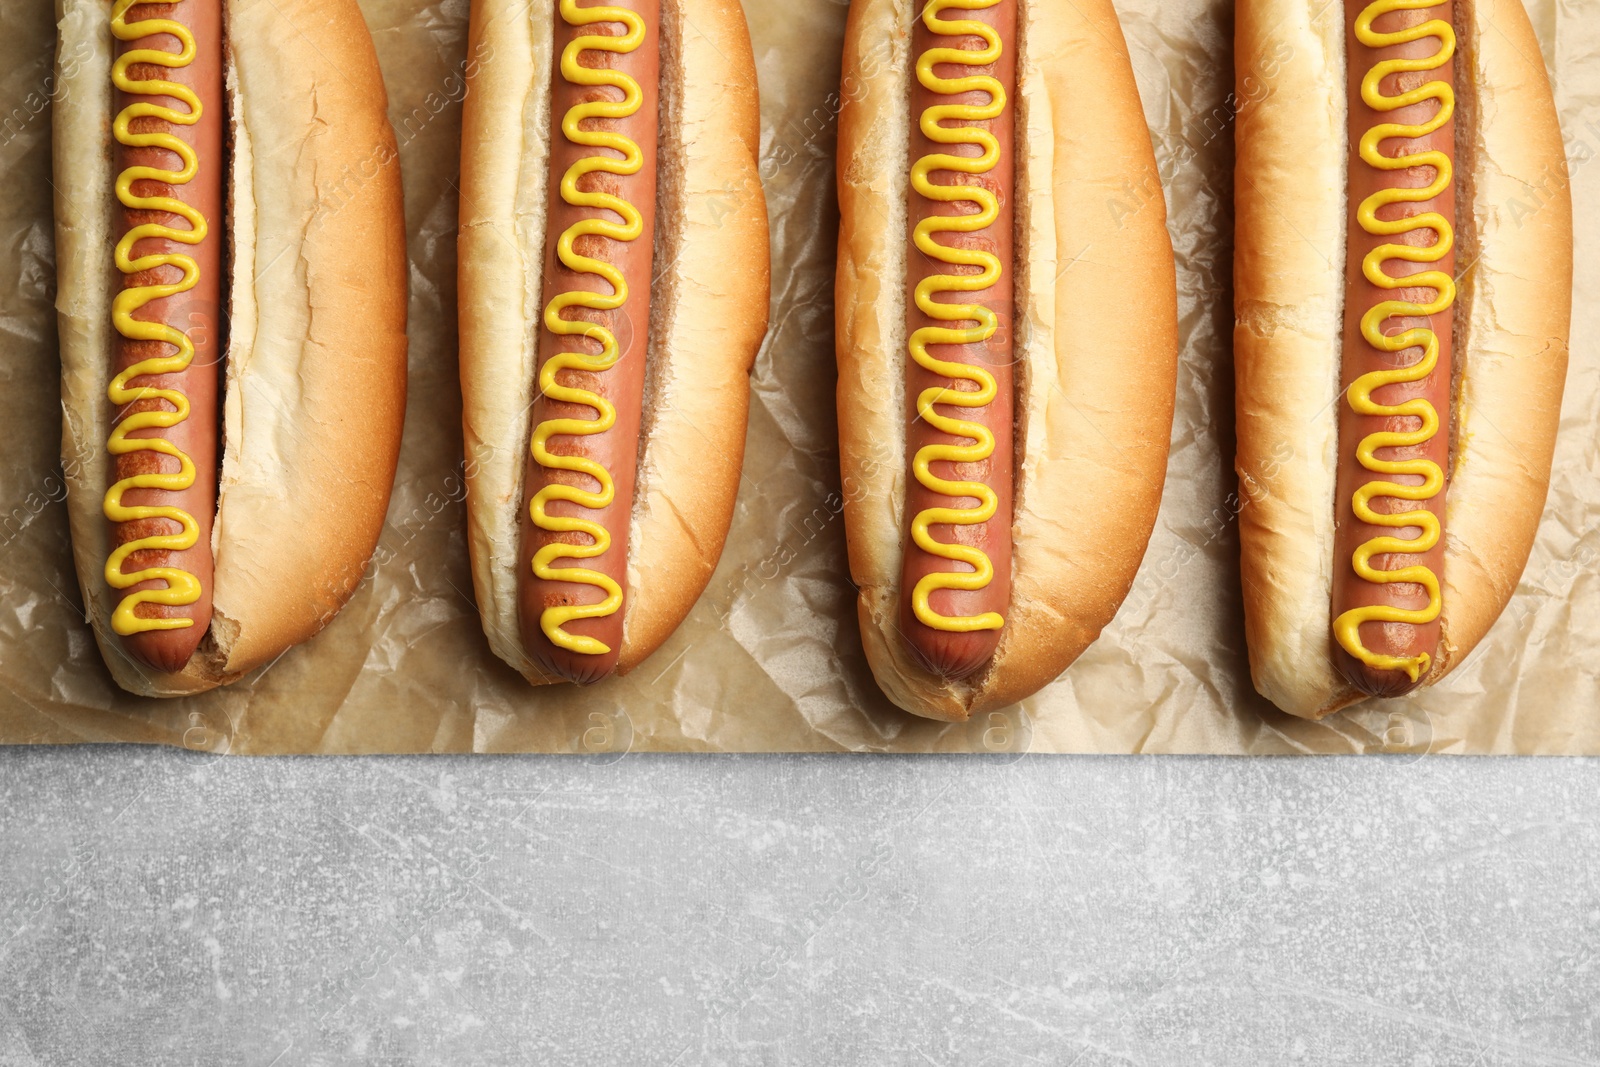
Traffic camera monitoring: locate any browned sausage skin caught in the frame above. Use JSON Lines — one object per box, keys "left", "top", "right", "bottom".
{"left": 898, "top": 0, "right": 1017, "bottom": 680}
{"left": 516, "top": 0, "right": 661, "bottom": 685}
{"left": 107, "top": 0, "right": 223, "bottom": 675}
{"left": 1330, "top": 0, "right": 1456, "bottom": 697}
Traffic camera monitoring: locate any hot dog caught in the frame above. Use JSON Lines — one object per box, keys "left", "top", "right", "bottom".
{"left": 1331, "top": 1, "right": 1457, "bottom": 697}
{"left": 1234, "top": 0, "right": 1572, "bottom": 718}
{"left": 836, "top": 0, "right": 1180, "bottom": 721}
{"left": 54, "top": 0, "right": 409, "bottom": 697}
{"left": 107, "top": 0, "right": 223, "bottom": 675}
{"left": 898, "top": 0, "right": 1016, "bottom": 681}
{"left": 518, "top": 0, "right": 661, "bottom": 685}
{"left": 459, "top": 0, "right": 770, "bottom": 686}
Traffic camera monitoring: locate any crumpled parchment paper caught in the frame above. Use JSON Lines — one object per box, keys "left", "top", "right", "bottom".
{"left": 1, "top": 0, "right": 1594, "bottom": 754}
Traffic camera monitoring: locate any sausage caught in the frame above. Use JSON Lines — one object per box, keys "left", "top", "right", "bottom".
{"left": 897, "top": 0, "right": 1017, "bottom": 680}
{"left": 106, "top": 0, "right": 223, "bottom": 675}
{"left": 518, "top": 0, "right": 661, "bottom": 685}
{"left": 1331, "top": 0, "right": 1457, "bottom": 698}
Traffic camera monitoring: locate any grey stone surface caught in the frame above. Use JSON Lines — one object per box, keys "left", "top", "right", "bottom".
{"left": 0, "top": 747, "right": 1596, "bottom": 1065}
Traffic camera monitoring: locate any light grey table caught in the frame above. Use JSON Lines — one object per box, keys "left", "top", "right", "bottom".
{"left": 1, "top": 747, "right": 1595, "bottom": 1064}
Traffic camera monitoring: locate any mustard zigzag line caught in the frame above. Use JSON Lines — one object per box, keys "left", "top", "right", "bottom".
{"left": 1333, "top": 0, "right": 1457, "bottom": 680}
{"left": 906, "top": 0, "right": 1008, "bottom": 635}
{"left": 528, "top": 0, "right": 648, "bottom": 657}
{"left": 104, "top": 0, "right": 207, "bottom": 637}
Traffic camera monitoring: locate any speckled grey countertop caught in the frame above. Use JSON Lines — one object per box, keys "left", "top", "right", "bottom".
{"left": 1, "top": 747, "right": 1596, "bottom": 1064}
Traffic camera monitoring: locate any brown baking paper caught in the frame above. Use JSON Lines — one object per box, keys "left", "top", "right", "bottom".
{"left": 1, "top": 0, "right": 1594, "bottom": 755}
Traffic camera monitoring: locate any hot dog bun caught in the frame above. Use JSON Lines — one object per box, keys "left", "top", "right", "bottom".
{"left": 53, "top": 0, "right": 409, "bottom": 698}
{"left": 458, "top": 0, "right": 770, "bottom": 684}
{"left": 835, "top": 0, "right": 1180, "bottom": 722}
{"left": 1234, "top": 0, "right": 1572, "bottom": 719}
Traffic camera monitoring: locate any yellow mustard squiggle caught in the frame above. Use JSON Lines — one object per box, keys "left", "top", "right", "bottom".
{"left": 907, "top": 0, "right": 1007, "bottom": 635}
{"left": 528, "top": 0, "right": 648, "bottom": 657}
{"left": 1333, "top": 0, "right": 1456, "bottom": 681}
{"left": 104, "top": 0, "right": 208, "bottom": 637}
